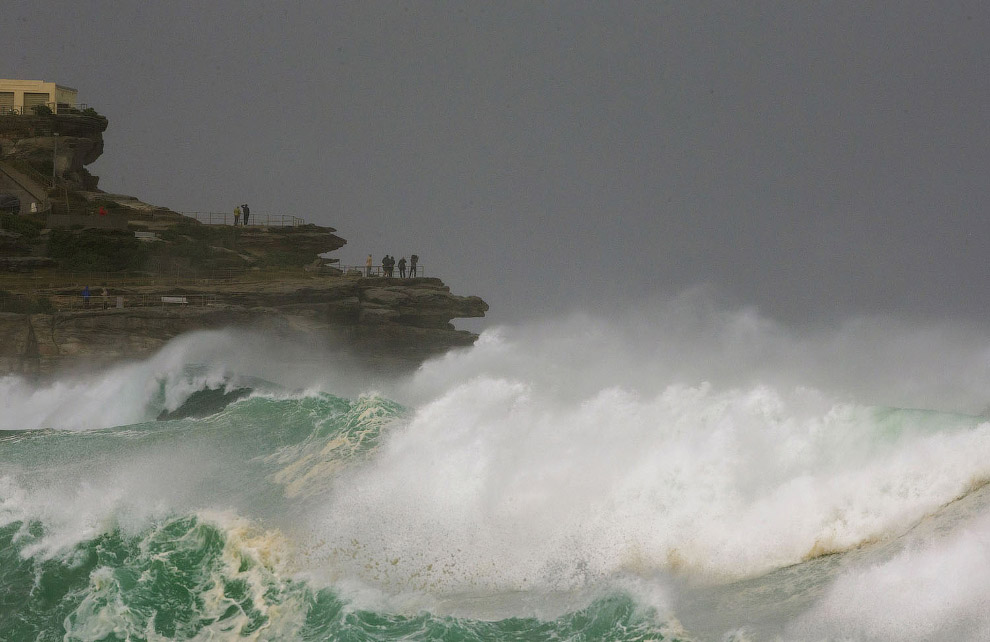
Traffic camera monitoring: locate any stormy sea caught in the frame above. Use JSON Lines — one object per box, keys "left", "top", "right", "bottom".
{"left": 5, "top": 299, "right": 990, "bottom": 641}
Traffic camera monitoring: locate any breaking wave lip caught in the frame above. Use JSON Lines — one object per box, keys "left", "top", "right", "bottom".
{"left": 6, "top": 301, "right": 990, "bottom": 640}
{"left": 308, "top": 376, "right": 990, "bottom": 598}
{"left": 0, "top": 328, "right": 360, "bottom": 432}
{"left": 0, "top": 509, "right": 684, "bottom": 641}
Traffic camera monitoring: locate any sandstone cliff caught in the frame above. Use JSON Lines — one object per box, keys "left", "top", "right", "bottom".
{"left": 0, "top": 108, "right": 490, "bottom": 376}
{"left": 0, "top": 276, "right": 488, "bottom": 376}
{"left": 0, "top": 112, "right": 107, "bottom": 191}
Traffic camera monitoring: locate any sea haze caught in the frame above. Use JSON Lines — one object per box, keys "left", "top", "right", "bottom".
{"left": 5, "top": 2, "right": 989, "bottom": 326}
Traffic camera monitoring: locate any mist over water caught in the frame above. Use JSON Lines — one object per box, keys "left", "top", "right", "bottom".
{"left": 4, "top": 295, "right": 990, "bottom": 640}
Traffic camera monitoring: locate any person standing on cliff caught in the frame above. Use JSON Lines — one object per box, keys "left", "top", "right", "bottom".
{"left": 82, "top": 285, "right": 90, "bottom": 307}
{"left": 101, "top": 287, "right": 109, "bottom": 310}
{"left": 234, "top": 205, "right": 241, "bottom": 226}
{"left": 398, "top": 256, "right": 407, "bottom": 278}
{"left": 366, "top": 254, "right": 373, "bottom": 277}
{"left": 242, "top": 204, "right": 250, "bottom": 226}
{"left": 409, "top": 254, "right": 418, "bottom": 277}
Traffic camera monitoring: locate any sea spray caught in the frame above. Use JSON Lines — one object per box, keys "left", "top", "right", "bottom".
{"left": 5, "top": 303, "right": 990, "bottom": 639}
{"left": 314, "top": 377, "right": 990, "bottom": 591}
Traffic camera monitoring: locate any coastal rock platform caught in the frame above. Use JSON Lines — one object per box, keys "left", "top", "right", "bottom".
{"left": 0, "top": 276, "right": 488, "bottom": 377}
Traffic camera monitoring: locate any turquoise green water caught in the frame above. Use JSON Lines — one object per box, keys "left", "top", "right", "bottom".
{"left": 0, "top": 392, "right": 679, "bottom": 641}
{"left": 0, "top": 516, "right": 673, "bottom": 641}
{"left": 6, "top": 363, "right": 990, "bottom": 641}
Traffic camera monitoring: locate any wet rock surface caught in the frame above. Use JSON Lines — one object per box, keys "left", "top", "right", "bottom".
{"left": 0, "top": 276, "right": 489, "bottom": 376}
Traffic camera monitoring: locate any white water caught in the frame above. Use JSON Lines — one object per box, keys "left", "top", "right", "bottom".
{"left": 6, "top": 294, "right": 990, "bottom": 639}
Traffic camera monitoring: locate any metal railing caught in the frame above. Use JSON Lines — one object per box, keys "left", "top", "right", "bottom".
{"left": 0, "top": 103, "right": 92, "bottom": 116}
{"left": 0, "top": 265, "right": 427, "bottom": 300}
{"left": 50, "top": 292, "right": 218, "bottom": 312}
{"left": 0, "top": 161, "right": 52, "bottom": 213}
{"left": 1, "top": 291, "right": 216, "bottom": 313}
{"left": 337, "top": 264, "right": 427, "bottom": 278}
{"left": 5, "top": 160, "right": 54, "bottom": 194}
{"left": 182, "top": 212, "right": 306, "bottom": 227}
{"left": 24, "top": 267, "right": 280, "bottom": 290}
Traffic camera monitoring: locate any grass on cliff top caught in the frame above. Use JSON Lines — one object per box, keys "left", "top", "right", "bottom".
{"left": 0, "top": 290, "right": 54, "bottom": 314}
{"left": 1, "top": 212, "right": 45, "bottom": 239}
{"left": 162, "top": 223, "right": 241, "bottom": 248}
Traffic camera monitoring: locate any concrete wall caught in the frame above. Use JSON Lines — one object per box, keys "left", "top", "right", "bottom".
{"left": 0, "top": 80, "right": 78, "bottom": 114}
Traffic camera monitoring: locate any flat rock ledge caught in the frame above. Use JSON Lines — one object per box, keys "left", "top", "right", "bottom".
{"left": 0, "top": 277, "right": 488, "bottom": 377}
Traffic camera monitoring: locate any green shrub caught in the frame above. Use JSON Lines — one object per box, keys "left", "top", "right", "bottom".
{"left": 47, "top": 229, "right": 149, "bottom": 271}
{"left": 259, "top": 250, "right": 315, "bottom": 268}
{"left": 0, "top": 212, "right": 44, "bottom": 239}
{"left": 0, "top": 291, "right": 55, "bottom": 314}
{"left": 161, "top": 223, "right": 239, "bottom": 250}
{"left": 31, "top": 105, "right": 53, "bottom": 116}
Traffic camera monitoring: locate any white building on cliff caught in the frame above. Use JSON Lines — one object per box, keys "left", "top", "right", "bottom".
{"left": 0, "top": 79, "right": 78, "bottom": 115}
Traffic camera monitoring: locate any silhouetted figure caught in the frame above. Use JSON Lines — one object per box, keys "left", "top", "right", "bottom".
{"left": 101, "top": 287, "right": 109, "bottom": 310}
{"left": 409, "top": 254, "right": 418, "bottom": 277}
{"left": 242, "top": 203, "right": 250, "bottom": 226}
{"left": 398, "top": 257, "right": 407, "bottom": 278}
{"left": 366, "top": 254, "right": 373, "bottom": 277}
{"left": 82, "top": 285, "right": 90, "bottom": 307}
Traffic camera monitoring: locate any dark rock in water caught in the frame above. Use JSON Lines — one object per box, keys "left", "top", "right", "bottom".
{"left": 157, "top": 386, "right": 252, "bottom": 420}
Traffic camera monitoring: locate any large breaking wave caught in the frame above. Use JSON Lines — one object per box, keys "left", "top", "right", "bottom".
{"left": 4, "top": 296, "right": 990, "bottom": 640}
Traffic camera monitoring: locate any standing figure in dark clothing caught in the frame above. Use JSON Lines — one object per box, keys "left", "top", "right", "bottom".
{"left": 82, "top": 285, "right": 90, "bottom": 307}
{"left": 242, "top": 204, "right": 250, "bottom": 226}
{"left": 386, "top": 255, "right": 395, "bottom": 277}
{"left": 409, "top": 254, "right": 418, "bottom": 277}
{"left": 398, "top": 256, "right": 407, "bottom": 278}
{"left": 381, "top": 255, "right": 389, "bottom": 278}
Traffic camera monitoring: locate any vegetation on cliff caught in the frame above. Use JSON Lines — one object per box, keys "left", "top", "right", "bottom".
{"left": 0, "top": 104, "right": 488, "bottom": 376}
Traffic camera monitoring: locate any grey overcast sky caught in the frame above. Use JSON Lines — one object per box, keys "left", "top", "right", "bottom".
{"left": 6, "top": 1, "right": 990, "bottom": 327}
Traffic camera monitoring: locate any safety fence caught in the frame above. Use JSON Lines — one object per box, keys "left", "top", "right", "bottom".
{"left": 336, "top": 264, "right": 428, "bottom": 278}
{"left": 8, "top": 266, "right": 347, "bottom": 297}
{"left": 50, "top": 293, "right": 219, "bottom": 312}
{"left": 0, "top": 161, "right": 52, "bottom": 212}
{"left": 182, "top": 212, "right": 306, "bottom": 227}
{"left": 0, "top": 103, "right": 92, "bottom": 116}
{"left": 0, "top": 292, "right": 218, "bottom": 313}
{"left": 24, "top": 269, "right": 254, "bottom": 288}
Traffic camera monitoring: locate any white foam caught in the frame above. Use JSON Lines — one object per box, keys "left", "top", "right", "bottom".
{"left": 6, "top": 297, "right": 990, "bottom": 636}
{"left": 314, "top": 373, "right": 990, "bottom": 595}
{"left": 0, "top": 330, "right": 250, "bottom": 431}
{"left": 311, "top": 298, "right": 990, "bottom": 597}
{"left": 787, "top": 512, "right": 990, "bottom": 641}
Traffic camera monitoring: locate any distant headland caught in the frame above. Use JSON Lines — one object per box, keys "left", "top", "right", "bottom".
{"left": 0, "top": 80, "right": 488, "bottom": 376}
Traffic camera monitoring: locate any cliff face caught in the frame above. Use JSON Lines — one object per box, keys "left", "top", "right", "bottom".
{"left": 0, "top": 113, "right": 107, "bottom": 190}
{"left": 0, "top": 109, "right": 490, "bottom": 376}
{"left": 0, "top": 277, "right": 488, "bottom": 376}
